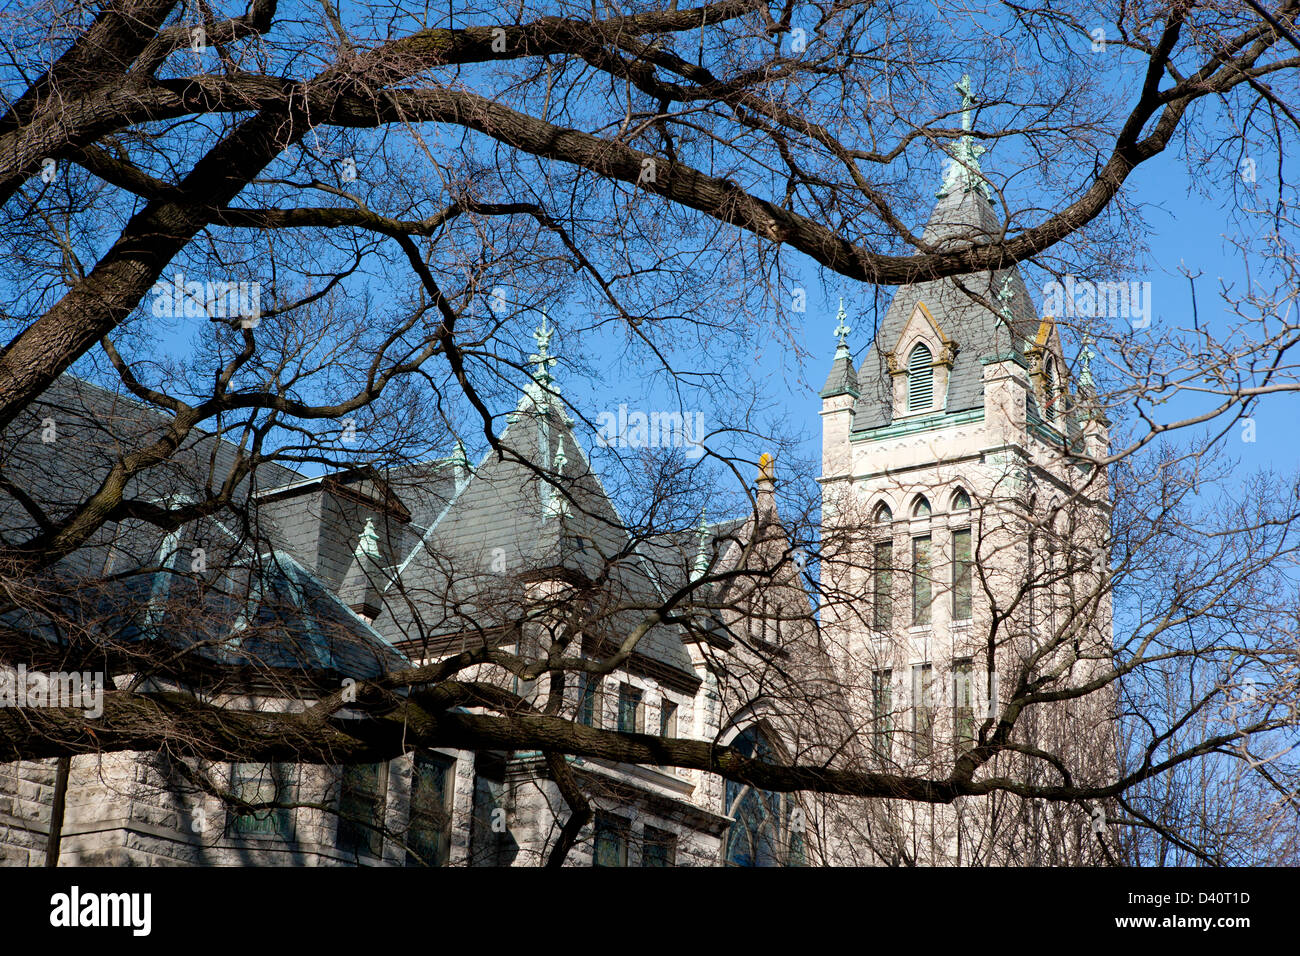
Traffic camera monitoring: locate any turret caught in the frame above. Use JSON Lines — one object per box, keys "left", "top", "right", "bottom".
{"left": 820, "top": 298, "right": 858, "bottom": 481}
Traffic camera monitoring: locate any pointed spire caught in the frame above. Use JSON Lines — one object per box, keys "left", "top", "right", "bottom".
{"left": 756, "top": 453, "right": 776, "bottom": 518}
{"left": 937, "top": 73, "right": 992, "bottom": 201}
{"left": 821, "top": 298, "right": 860, "bottom": 399}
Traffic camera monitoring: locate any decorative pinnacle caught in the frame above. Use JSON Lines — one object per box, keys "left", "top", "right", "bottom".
{"left": 529, "top": 314, "right": 558, "bottom": 385}
{"left": 355, "top": 516, "right": 380, "bottom": 559}
{"left": 937, "top": 73, "right": 992, "bottom": 200}
{"left": 833, "top": 296, "right": 852, "bottom": 353}
{"left": 692, "top": 507, "right": 710, "bottom": 580}
{"left": 1078, "top": 334, "right": 1097, "bottom": 391}
{"left": 544, "top": 440, "right": 571, "bottom": 519}
{"left": 996, "top": 275, "right": 1015, "bottom": 321}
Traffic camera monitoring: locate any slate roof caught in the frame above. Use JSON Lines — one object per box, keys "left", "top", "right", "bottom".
{"left": 851, "top": 187, "right": 1048, "bottom": 433}
{"left": 371, "top": 381, "right": 700, "bottom": 684}
{"left": 0, "top": 375, "right": 406, "bottom": 679}
{"left": 820, "top": 348, "right": 860, "bottom": 399}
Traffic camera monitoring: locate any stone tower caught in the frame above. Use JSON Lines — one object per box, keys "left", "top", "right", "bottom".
{"left": 817, "top": 78, "right": 1115, "bottom": 865}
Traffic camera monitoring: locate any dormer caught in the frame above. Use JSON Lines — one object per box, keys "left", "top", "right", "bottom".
{"left": 884, "top": 302, "right": 956, "bottom": 419}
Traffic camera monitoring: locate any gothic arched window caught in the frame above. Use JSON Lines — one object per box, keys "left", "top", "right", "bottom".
{"left": 912, "top": 495, "right": 931, "bottom": 519}
{"left": 952, "top": 488, "right": 971, "bottom": 511}
{"left": 873, "top": 502, "right": 893, "bottom": 525}
{"left": 907, "top": 343, "right": 934, "bottom": 412}
{"left": 724, "top": 727, "right": 805, "bottom": 866}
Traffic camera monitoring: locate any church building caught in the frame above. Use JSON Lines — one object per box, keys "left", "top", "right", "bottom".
{"left": 0, "top": 80, "right": 1114, "bottom": 866}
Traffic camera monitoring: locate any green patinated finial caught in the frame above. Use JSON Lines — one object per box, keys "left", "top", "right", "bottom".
{"left": 955, "top": 74, "right": 976, "bottom": 131}
{"left": 355, "top": 516, "right": 380, "bottom": 559}
{"left": 996, "top": 275, "right": 1015, "bottom": 321}
{"left": 938, "top": 73, "right": 992, "bottom": 201}
{"left": 833, "top": 296, "right": 851, "bottom": 353}
{"left": 1079, "top": 334, "right": 1097, "bottom": 391}
{"left": 530, "top": 314, "right": 558, "bottom": 385}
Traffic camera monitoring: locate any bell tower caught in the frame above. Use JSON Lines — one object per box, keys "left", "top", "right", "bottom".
{"left": 817, "top": 77, "right": 1114, "bottom": 865}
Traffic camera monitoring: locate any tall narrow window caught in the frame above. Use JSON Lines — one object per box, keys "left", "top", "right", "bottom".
{"left": 469, "top": 751, "right": 511, "bottom": 866}
{"left": 617, "top": 684, "right": 645, "bottom": 734}
{"left": 912, "top": 535, "right": 932, "bottom": 626}
{"left": 724, "top": 728, "right": 795, "bottom": 866}
{"left": 642, "top": 826, "right": 677, "bottom": 867}
{"left": 406, "top": 753, "right": 454, "bottom": 867}
{"left": 912, "top": 664, "right": 934, "bottom": 758}
{"left": 907, "top": 343, "right": 934, "bottom": 412}
{"left": 953, "top": 660, "right": 975, "bottom": 751}
{"left": 660, "top": 700, "right": 678, "bottom": 738}
{"left": 338, "top": 762, "right": 386, "bottom": 858}
{"left": 952, "top": 527, "right": 973, "bottom": 621}
{"left": 871, "top": 669, "right": 893, "bottom": 758}
{"left": 593, "top": 813, "right": 629, "bottom": 867}
{"left": 577, "top": 674, "right": 600, "bottom": 727}
{"left": 873, "top": 539, "right": 893, "bottom": 632}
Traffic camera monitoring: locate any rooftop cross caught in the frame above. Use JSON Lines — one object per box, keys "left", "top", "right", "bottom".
{"left": 955, "top": 73, "right": 976, "bottom": 131}
{"left": 937, "top": 73, "right": 992, "bottom": 200}
{"left": 833, "top": 296, "right": 852, "bottom": 353}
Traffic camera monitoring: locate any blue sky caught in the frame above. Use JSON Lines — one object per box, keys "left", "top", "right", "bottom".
{"left": 557, "top": 138, "right": 1297, "bottom": 500}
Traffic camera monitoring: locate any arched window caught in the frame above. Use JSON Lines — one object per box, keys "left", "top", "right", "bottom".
{"left": 952, "top": 488, "right": 971, "bottom": 511}
{"left": 873, "top": 502, "right": 893, "bottom": 525}
{"left": 724, "top": 727, "right": 805, "bottom": 866}
{"left": 912, "top": 495, "right": 931, "bottom": 519}
{"left": 907, "top": 343, "right": 934, "bottom": 412}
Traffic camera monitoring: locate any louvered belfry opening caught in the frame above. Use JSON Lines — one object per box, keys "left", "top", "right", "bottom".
{"left": 1044, "top": 359, "right": 1058, "bottom": 421}
{"left": 907, "top": 343, "right": 934, "bottom": 412}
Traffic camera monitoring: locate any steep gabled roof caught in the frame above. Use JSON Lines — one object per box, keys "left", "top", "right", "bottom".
{"left": 851, "top": 186, "right": 1043, "bottom": 432}
{"left": 374, "top": 374, "right": 699, "bottom": 683}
